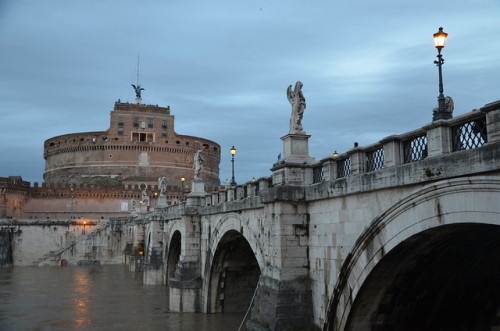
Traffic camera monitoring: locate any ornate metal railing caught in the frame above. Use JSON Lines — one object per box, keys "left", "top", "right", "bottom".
{"left": 337, "top": 157, "right": 351, "bottom": 178}
{"left": 403, "top": 135, "right": 428, "bottom": 163}
{"left": 366, "top": 147, "right": 384, "bottom": 172}
{"left": 312, "top": 165, "right": 323, "bottom": 184}
{"left": 451, "top": 116, "right": 487, "bottom": 151}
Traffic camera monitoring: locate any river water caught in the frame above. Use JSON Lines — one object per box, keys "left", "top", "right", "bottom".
{"left": 0, "top": 265, "right": 245, "bottom": 330}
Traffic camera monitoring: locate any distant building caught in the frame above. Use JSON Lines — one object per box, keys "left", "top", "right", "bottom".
{"left": 1, "top": 101, "right": 221, "bottom": 220}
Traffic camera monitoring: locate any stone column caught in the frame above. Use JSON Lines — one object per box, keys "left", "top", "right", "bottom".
{"left": 424, "top": 120, "right": 452, "bottom": 157}
{"left": 482, "top": 100, "right": 500, "bottom": 143}
{"left": 381, "top": 135, "right": 402, "bottom": 167}
{"left": 348, "top": 148, "right": 365, "bottom": 176}
{"left": 321, "top": 158, "right": 338, "bottom": 181}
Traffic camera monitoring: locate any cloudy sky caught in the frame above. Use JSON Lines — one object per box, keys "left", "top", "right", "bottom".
{"left": 1, "top": 0, "right": 499, "bottom": 185}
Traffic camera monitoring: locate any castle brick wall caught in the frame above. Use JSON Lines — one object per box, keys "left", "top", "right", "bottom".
{"left": 43, "top": 102, "right": 221, "bottom": 191}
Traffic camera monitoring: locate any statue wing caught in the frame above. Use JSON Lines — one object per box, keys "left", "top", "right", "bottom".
{"left": 131, "top": 84, "right": 137, "bottom": 89}
{"left": 287, "top": 85, "right": 294, "bottom": 102}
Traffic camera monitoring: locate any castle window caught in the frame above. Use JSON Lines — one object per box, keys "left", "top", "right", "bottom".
{"left": 118, "top": 127, "right": 124, "bottom": 135}
{"left": 203, "top": 144, "right": 209, "bottom": 149}
{"left": 176, "top": 141, "right": 180, "bottom": 144}
{"left": 132, "top": 131, "right": 155, "bottom": 142}
{"left": 162, "top": 120, "right": 167, "bottom": 128}
{"left": 148, "top": 119, "right": 154, "bottom": 128}
{"left": 162, "top": 130, "right": 167, "bottom": 137}
{"left": 133, "top": 118, "right": 139, "bottom": 128}
{"left": 186, "top": 142, "right": 189, "bottom": 146}
{"left": 118, "top": 118, "right": 124, "bottom": 126}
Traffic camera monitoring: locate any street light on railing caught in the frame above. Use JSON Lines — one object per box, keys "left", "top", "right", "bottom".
{"left": 433, "top": 27, "right": 450, "bottom": 121}
{"left": 230, "top": 146, "right": 237, "bottom": 186}
{"left": 180, "top": 177, "right": 186, "bottom": 201}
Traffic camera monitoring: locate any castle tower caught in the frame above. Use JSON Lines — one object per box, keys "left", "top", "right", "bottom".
{"left": 43, "top": 101, "right": 221, "bottom": 198}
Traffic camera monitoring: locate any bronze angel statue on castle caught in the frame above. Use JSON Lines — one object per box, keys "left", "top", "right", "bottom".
{"left": 131, "top": 84, "right": 145, "bottom": 98}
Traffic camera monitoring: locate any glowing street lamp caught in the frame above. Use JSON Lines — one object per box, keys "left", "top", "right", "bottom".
{"left": 230, "top": 146, "right": 237, "bottom": 186}
{"left": 433, "top": 27, "right": 450, "bottom": 121}
{"left": 180, "top": 177, "right": 186, "bottom": 201}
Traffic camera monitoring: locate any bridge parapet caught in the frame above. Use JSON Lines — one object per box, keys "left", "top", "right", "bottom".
{"left": 312, "top": 101, "right": 499, "bottom": 185}
{"left": 149, "top": 100, "right": 499, "bottom": 217}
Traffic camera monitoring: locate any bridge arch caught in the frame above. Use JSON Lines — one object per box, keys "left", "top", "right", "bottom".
{"left": 325, "top": 176, "right": 500, "bottom": 331}
{"left": 166, "top": 230, "right": 182, "bottom": 281}
{"left": 203, "top": 213, "right": 264, "bottom": 314}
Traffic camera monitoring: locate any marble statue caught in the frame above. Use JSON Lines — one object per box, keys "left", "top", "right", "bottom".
{"left": 141, "top": 186, "right": 150, "bottom": 205}
{"left": 287, "top": 81, "right": 306, "bottom": 134}
{"left": 158, "top": 177, "right": 167, "bottom": 195}
{"left": 193, "top": 150, "right": 204, "bottom": 180}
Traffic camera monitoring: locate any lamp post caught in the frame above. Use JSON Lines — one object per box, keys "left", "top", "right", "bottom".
{"left": 230, "top": 146, "right": 237, "bottom": 186}
{"left": 180, "top": 177, "right": 185, "bottom": 201}
{"left": 433, "top": 27, "right": 450, "bottom": 121}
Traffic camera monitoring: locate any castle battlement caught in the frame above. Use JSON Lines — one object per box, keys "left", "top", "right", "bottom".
{"left": 113, "top": 101, "right": 170, "bottom": 114}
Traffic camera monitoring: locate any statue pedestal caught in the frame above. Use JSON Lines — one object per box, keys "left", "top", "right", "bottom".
{"left": 140, "top": 203, "right": 149, "bottom": 213}
{"left": 281, "top": 133, "right": 315, "bottom": 164}
{"left": 271, "top": 133, "right": 316, "bottom": 186}
{"left": 156, "top": 195, "right": 168, "bottom": 207}
{"left": 189, "top": 179, "right": 205, "bottom": 196}
{"left": 186, "top": 179, "right": 205, "bottom": 207}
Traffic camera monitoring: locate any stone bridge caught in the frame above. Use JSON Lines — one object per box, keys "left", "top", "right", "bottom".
{"left": 135, "top": 101, "right": 500, "bottom": 330}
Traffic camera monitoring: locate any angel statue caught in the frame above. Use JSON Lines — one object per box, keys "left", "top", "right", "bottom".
{"left": 158, "top": 177, "right": 167, "bottom": 195}
{"left": 141, "top": 186, "right": 150, "bottom": 206}
{"left": 131, "top": 84, "right": 145, "bottom": 98}
{"left": 193, "top": 150, "right": 204, "bottom": 180}
{"left": 287, "top": 81, "right": 306, "bottom": 134}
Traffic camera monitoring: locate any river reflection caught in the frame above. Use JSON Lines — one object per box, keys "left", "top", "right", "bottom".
{"left": 0, "top": 265, "right": 244, "bottom": 330}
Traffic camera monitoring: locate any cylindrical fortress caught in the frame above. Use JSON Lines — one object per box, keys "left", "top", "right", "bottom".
{"left": 43, "top": 102, "right": 220, "bottom": 192}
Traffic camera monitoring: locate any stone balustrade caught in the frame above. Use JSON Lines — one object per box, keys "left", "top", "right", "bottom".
{"left": 150, "top": 100, "right": 499, "bottom": 218}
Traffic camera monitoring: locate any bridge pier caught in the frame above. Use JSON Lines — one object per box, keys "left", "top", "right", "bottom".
{"left": 143, "top": 220, "right": 164, "bottom": 285}
{"left": 245, "top": 133, "right": 316, "bottom": 330}
{"left": 167, "top": 212, "right": 203, "bottom": 312}
{"left": 248, "top": 189, "right": 314, "bottom": 330}
{"left": 169, "top": 260, "right": 202, "bottom": 312}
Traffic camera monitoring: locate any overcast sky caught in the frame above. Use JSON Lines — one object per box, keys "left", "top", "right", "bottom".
{"left": 1, "top": 0, "right": 499, "bottom": 185}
